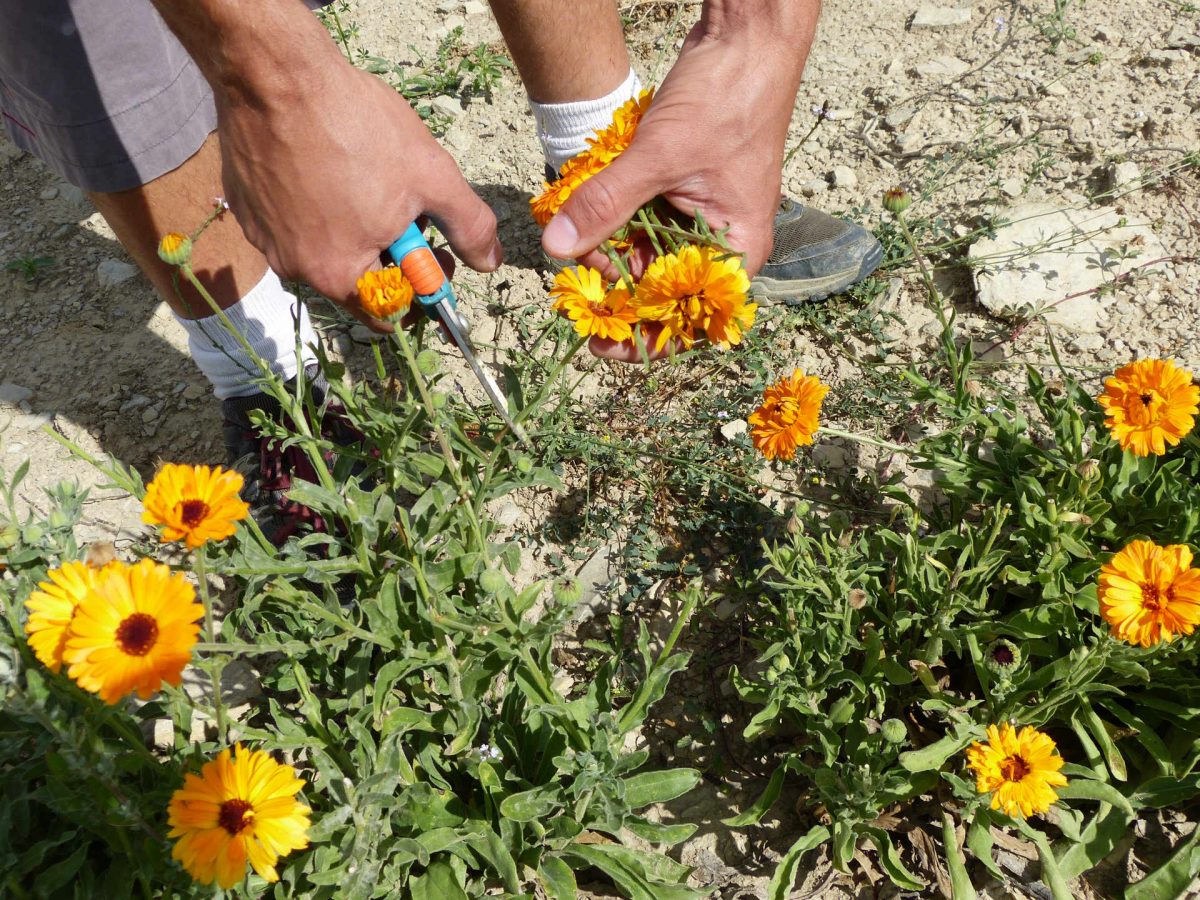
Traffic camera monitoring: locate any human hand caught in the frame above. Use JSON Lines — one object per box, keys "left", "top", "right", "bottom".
{"left": 215, "top": 52, "right": 501, "bottom": 332}
{"left": 542, "top": 9, "right": 814, "bottom": 284}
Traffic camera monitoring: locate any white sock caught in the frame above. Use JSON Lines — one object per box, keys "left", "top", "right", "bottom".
{"left": 175, "top": 268, "right": 319, "bottom": 400}
{"left": 528, "top": 68, "right": 643, "bottom": 174}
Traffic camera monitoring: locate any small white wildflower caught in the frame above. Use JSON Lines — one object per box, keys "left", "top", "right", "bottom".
{"left": 476, "top": 743, "right": 501, "bottom": 760}
{"left": 984, "top": 404, "right": 999, "bottom": 414}
{"left": 716, "top": 410, "right": 730, "bottom": 420}
{"left": 213, "top": 196, "right": 230, "bottom": 210}
{"left": 994, "top": 15, "right": 1007, "bottom": 31}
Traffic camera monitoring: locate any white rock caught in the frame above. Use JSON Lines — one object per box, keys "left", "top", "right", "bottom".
{"left": 812, "top": 442, "right": 849, "bottom": 468}
{"left": 829, "top": 165, "right": 858, "bottom": 188}
{"left": 800, "top": 178, "right": 828, "bottom": 197}
{"left": 999, "top": 177, "right": 1024, "bottom": 198}
{"left": 970, "top": 203, "right": 1172, "bottom": 334}
{"left": 1070, "top": 333, "right": 1105, "bottom": 351}
{"left": 1142, "top": 49, "right": 1188, "bottom": 67}
{"left": 1092, "top": 25, "right": 1121, "bottom": 44}
{"left": 1108, "top": 161, "right": 1140, "bottom": 190}
{"left": 914, "top": 56, "right": 970, "bottom": 78}
{"left": 720, "top": 418, "right": 748, "bottom": 441}
{"left": 96, "top": 258, "right": 138, "bottom": 288}
{"left": 884, "top": 106, "right": 917, "bottom": 128}
{"left": 431, "top": 95, "right": 464, "bottom": 120}
{"left": 0, "top": 382, "right": 33, "bottom": 405}
{"left": 1165, "top": 25, "right": 1200, "bottom": 49}
{"left": 182, "top": 383, "right": 206, "bottom": 401}
{"left": 182, "top": 658, "right": 262, "bottom": 707}
{"left": 1042, "top": 81, "right": 1069, "bottom": 97}
{"left": 489, "top": 500, "right": 521, "bottom": 529}
{"left": 573, "top": 543, "right": 620, "bottom": 623}
{"left": 463, "top": 0, "right": 488, "bottom": 14}
{"left": 911, "top": 6, "right": 972, "bottom": 28}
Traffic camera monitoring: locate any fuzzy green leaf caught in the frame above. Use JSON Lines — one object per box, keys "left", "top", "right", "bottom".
{"left": 768, "top": 825, "right": 830, "bottom": 900}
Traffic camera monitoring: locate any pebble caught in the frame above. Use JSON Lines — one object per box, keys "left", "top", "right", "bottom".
{"left": 431, "top": 95, "right": 464, "bottom": 121}
{"left": 463, "top": 0, "right": 488, "bottom": 14}
{"left": 719, "top": 418, "right": 748, "bottom": 442}
{"left": 1142, "top": 49, "right": 1188, "bottom": 67}
{"left": 1165, "top": 25, "right": 1200, "bottom": 49}
{"left": 800, "top": 178, "right": 828, "bottom": 197}
{"left": 350, "top": 324, "right": 382, "bottom": 344}
{"left": 490, "top": 501, "right": 521, "bottom": 529}
{"left": 884, "top": 106, "right": 917, "bottom": 129}
{"left": 0, "top": 382, "right": 33, "bottom": 405}
{"left": 894, "top": 133, "right": 923, "bottom": 154}
{"left": 96, "top": 258, "right": 138, "bottom": 288}
{"left": 911, "top": 5, "right": 972, "bottom": 28}
{"left": 119, "top": 394, "right": 152, "bottom": 414}
{"left": 829, "top": 165, "right": 858, "bottom": 188}
{"left": 1093, "top": 25, "right": 1122, "bottom": 44}
{"left": 1071, "top": 334, "right": 1106, "bottom": 351}
{"left": 1108, "top": 161, "right": 1140, "bottom": 190}
{"left": 142, "top": 404, "right": 161, "bottom": 424}
{"left": 39, "top": 186, "right": 59, "bottom": 201}
{"left": 1000, "top": 177, "right": 1024, "bottom": 198}
{"left": 914, "top": 56, "right": 970, "bottom": 78}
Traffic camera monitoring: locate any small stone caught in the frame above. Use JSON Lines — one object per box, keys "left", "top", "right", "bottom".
{"left": 435, "top": 0, "right": 458, "bottom": 11}
{"left": 1108, "top": 161, "right": 1140, "bottom": 190}
{"left": 800, "top": 178, "right": 828, "bottom": 197}
{"left": 894, "top": 133, "right": 922, "bottom": 154}
{"left": 463, "top": 0, "right": 487, "bottom": 14}
{"left": 1092, "top": 25, "right": 1121, "bottom": 44}
{"left": 141, "top": 404, "right": 161, "bottom": 424}
{"left": 1070, "top": 333, "right": 1105, "bottom": 351}
{"left": 119, "top": 394, "right": 152, "bottom": 413}
{"left": 914, "top": 56, "right": 970, "bottom": 78}
{"left": 431, "top": 95, "right": 464, "bottom": 120}
{"left": 573, "top": 543, "right": 620, "bottom": 624}
{"left": 1165, "top": 25, "right": 1200, "bottom": 49}
{"left": 720, "top": 418, "right": 748, "bottom": 442}
{"left": 350, "top": 324, "right": 382, "bottom": 344}
{"left": 1142, "top": 49, "right": 1188, "bottom": 67}
{"left": 96, "top": 258, "right": 138, "bottom": 288}
{"left": 39, "top": 186, "right": 59, "bottom": 201}
{"left": 911, "top": 5, "right": 972, "bottom": 28}
{"left": 182, "top": 383, "right": 205, "bottom": 401}
{"left": 884, "top": 106, "right": 917, "bottom": 129}
{"left": 812, "top": 443, "right": 849, "bottom": 468}
{"left": 829, "top": 165, "right": 858, "bottom": 188}
{"left": 489, "top": 500, "right": 521, "bottom": 529}
{"left": 0, "top": 382, "right": 33, "bottom": 405}
{"left": 1042, "top": 81, "right": 1069, "bottom": 97}
{"left": 999, "top": 177, "right": 1024, "bottom": 198}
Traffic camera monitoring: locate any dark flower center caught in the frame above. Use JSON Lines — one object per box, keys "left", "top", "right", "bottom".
{"left": 999, "top": 755, "right": 1030, "bottom": 782}
{"left": 115, "top": 613, "right": 159, "bottom": 656}
{"left": 217, "top": 799, "right": 255, "bottom": 835}
{"left": 992, "top": 644, "right": 1015, "bottom": 665}
{"left": 179, "top": 499, "right": 210, "bottom": 528}
{"left": 1140, "top": 393, "right": 1153, "bottom": 406}
{"left": 1141, "top": 582, "right": 1163, "bottom": 611}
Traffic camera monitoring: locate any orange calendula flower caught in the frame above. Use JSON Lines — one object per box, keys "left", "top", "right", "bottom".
{"left": 629, "top": 246, "right": 756, "bottom": 350}
{"left": 356, "top": 266, "right": 414, "bottom": 319}
{"left": 64, "top": 558, "right": 202, "bottom": 704}
{"left": 143, "top": 463, "right": 249, "bottom": 550}
{"left": 1098, "top": 539, "right": 1200, "bottom": 647}
{"left": 157, "top": 232, "right": 193, "bottom": 266}
{"left": 550, "top": 266, "right": 641, "bottom": 341}
{"left": 24, "top": 560, "right": 108, "bottom": 673}
{"left": 966, "top": 723, "right": 1067, "bottom": 818}
{"left": 748, "top": 370, "right": 829, "bottom": 461}
{"left": 1097, "top": 358, "right": 1199, "bottom": 456}
{"left": 169, "top": 744, "right": 311, "bottom": 889}
{"left": 585, "top": 88, "right": 655, "bottom": 165}
{"left": 530, "top": 154, "right": 608, "bottom": 228}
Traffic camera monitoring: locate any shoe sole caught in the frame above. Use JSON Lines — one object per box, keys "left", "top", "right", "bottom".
{"left": 753, "top": 241, "right": 884, "bottom": 305}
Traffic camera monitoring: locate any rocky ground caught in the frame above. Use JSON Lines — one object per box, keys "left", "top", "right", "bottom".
{"left": 1, "top": 0, "right": 1197, "bottom": 896}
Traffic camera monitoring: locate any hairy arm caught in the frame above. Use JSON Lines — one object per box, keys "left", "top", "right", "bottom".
{"left": 147, "top": 0, "right": 501, "bottom": 329}
{"left": 543, "top": 0, "right": 820, "bottom": 278}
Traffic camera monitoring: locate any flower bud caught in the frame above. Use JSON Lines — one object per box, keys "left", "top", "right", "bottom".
{"left": 416, "top": 349, "right": 441, "bottom": 376}
{"left": 985, "top": 638, "right": 1022, "bottom": 676}
{"left": 1077, "top": 459, "right": 1101, "bottom": 482}
{"left": 881, "top": 718, "right": 908, "bottom": 744}
{"left": 0, "top": 524, "right": 18, "bottom": 549}
{"left": 516, "top": 456, "right": 534, "bottom": 474}
{"left": 479, "top": 568, "right": 507, "bottom": 594}
{"left": 157, "top": 232, "right": 193, "bottom": 266}
{"left": 551, "top": 576, "right": 581, "bottom": 605}
{"left": 882, "top": 187, "right": 912, "bottom": 214}
{"left": 964, "top": 379, "right": 983, "bottom": 398}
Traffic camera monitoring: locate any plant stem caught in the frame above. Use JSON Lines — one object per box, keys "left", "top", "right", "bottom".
{"left": 818, "top": 426, "right": 912, "bottom": 454}
{"left": 194, "top": 549, "right": 226, "bottom": 742}
{"left": 894, "top": 211, "right": 964, "bottom": 382}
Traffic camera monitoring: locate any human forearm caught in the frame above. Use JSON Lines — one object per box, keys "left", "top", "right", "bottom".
{"left": 146, "top": 0, "right": 339, "bottom": 105}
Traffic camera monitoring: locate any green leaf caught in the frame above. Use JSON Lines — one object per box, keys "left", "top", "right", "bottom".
{"left": 464, "top": 830, "right": 520, "bottom": 893}
{"left": 1021, "top": 825, "right": 1074, "bottom": 900}
{"left": 622, "top": 768, "right": 701, "bottom": 809}
{"left": 942, "top": 814, "right": 976, "bottom": 900}
{"left": 722, "top": 765, "right": 785, "bottom": 827}
{"left": 861, "top": 826, "right": 925, "bottom": 891}
{"left": 1056, "top": 805, "right": 1132, "bottom": 880}
{"left": 1126, "top": 826, "right": 1200, "bottom": 900}
{"left": 1078, "top": 700, "right": 1127, "bottom": 782}
{"left": 539, "top": 855, "right": 579, "bottom": 900}
{"left": 616, "top": 652, "right": 690, "bottom": 736}
{"left": 965, "top": 816, "right": 1004, "bottom": 880}
{"left": 768, "top": 825, "right": 830, "bottom": 900}
{"left": 624, "top": 818, "right": 698, "bottom": 846}
{"left": 499, "top": 787, "right": 562, "bottom": 822}
{"left": 1129, "top": 775, "right": 1200, "bottom": 809}
{"left": 1055, "top": 778, "right": 1135, "bottom": 817}
{"left": 410, "top": 859, "right": 469, "bottom": 900}
{"left": 561, "top": 843, "right": 707, "bottom": 900}
{"left": 900, "top": 731, "right": 974, "bottom": 773}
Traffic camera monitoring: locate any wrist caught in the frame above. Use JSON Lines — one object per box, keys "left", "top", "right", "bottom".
{"left": 697, "top": 0, "right": 819, "bottom": 69}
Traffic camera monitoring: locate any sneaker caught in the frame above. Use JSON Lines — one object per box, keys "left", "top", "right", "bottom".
{"left": 222, "top": 367, "right": 363, "bottom": 545}
{"left": 540, "top": 167, "right": 882, "bottom": 303}
{"left": 753, "top": 197, "right": 883, "bottom": 304}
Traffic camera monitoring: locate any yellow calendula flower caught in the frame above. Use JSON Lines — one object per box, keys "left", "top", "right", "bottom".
{"left": 965, "top": 723, "right": 1068, "bottom": 818}
{"left": 168, "top": 744, "right": 311, "bottom": 889}
{"left": 356, "top": 266, "right": 414, "bottom": 319}
{"left": 629, "top": 246, "right": 756, "bottom": 351}
{"left": 585, "top": 88, "right": 655, "bottom": 164}
{"left": 550, "top": 266, "right": 641, "bottom": 341}
{"left": 64, "top": 559, "right": 202, "bottom": 704}
{"left": 24, "top": 560, "right": 109, "bottom": 673}
{"left": 142, "top": 463, "right": 249, "bottom": 550}
{"left": 749, "top": 370, "right": 830, "bottom": 461}
{"left": 157, "top": 231, "right": 193, "bottom": 266}
{"left": 1098, "top": 539, "right": 1200, "bottom": 647}
{"left": 1098, "top": 358, "right": 1199, "bottom": 456}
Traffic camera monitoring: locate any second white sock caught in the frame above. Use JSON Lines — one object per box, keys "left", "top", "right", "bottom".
{"left": 529, "top": 68, "right": 643, "bottom": 173}
{"left": 175, "top": 268, "right": 319, "bottom": 400}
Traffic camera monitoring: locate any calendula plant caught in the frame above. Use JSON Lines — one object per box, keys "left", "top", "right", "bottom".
{"left": 723, "top": 192, "right": 1200, "bottom": 898}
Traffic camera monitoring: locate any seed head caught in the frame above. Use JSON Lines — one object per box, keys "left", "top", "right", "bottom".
{"left": 882, "top": 187, "right": 912, "bottom": 214}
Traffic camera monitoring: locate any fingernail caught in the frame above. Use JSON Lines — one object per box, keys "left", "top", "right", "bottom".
{"left": 486, "top": 240, "right": 504, "bottom": 270}
{"left": 543, "top": 213, "right": 579, "bottom": 258}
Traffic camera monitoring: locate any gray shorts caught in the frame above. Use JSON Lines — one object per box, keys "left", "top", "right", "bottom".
{"left": 0, "top": 1, "right": 324, "bottom": 193}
